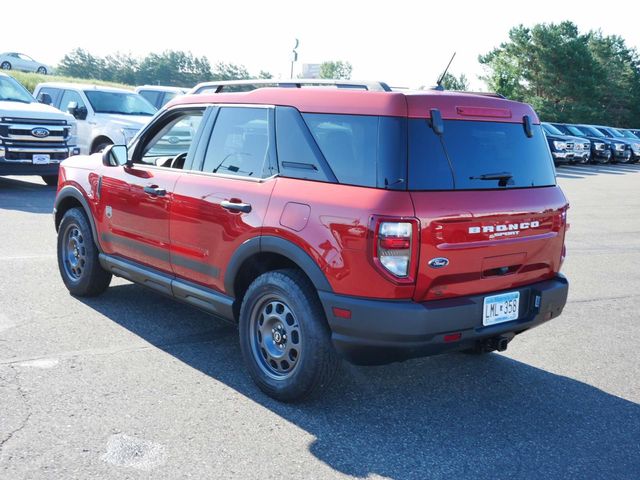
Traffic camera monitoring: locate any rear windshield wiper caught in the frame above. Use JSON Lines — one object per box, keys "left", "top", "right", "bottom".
{"left": 469, "top": 172, "right": 513, "bottom": 186}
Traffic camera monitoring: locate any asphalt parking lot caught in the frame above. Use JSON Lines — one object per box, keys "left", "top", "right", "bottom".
{"left": 1, "top": 163, "right": 639, "bottom": 479}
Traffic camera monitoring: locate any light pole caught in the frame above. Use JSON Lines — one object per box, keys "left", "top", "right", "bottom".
{"left": 290, "top": 39, "right": 299, "bottom": 78}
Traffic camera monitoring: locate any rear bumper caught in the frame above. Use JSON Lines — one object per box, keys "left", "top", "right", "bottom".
{"left": 320, "top": 274, "right": 569, "bottom": 365}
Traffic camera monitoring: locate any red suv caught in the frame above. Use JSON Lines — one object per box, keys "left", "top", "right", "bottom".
{"left": 53, "top": 80, "right": 569, "bottom": 401}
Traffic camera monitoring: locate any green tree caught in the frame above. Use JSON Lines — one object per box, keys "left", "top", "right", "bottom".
{"left": 257, "top": 70, "right": 273, "bottom": 79}
{"left": 440, "top": 72, "right": 469, "bottom": 91}
{"left": 137, "top": 50, "right": 211, "bottom": 86}
{"left": 103, "top": 52, "right": 138, "bottom": 85}
{"left": 211, "top": 62, "right": 251, "bottom": 81}
{"left": 320, "top": 61, "right": 353, "bottom": 80}
{"left": 57, "top": 48, "right": 106, "bottom": 80}
{"left": 479, "top": 21, "right": 640, "bottom": 126}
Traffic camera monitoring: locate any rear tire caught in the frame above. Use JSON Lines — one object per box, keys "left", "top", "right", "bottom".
{"left": 239, "top": 269, "right": 339, "bottom": 402}
{"left": 57, "top": 208, "right": 111, "bottom": 296}
{"left": 42, "top": 175, "right": 58, "bottom": 186}
{"left": 36, "top": 66, "right": 47, "bottom": 74}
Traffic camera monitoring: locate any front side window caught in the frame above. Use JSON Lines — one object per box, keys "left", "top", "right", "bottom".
{"left": 201, "top": 107, "right": 270, "bottom": 178}
{"left": 60, "top": 90, "right": 86, "bottom": 111}
{"left": 84, "top": 90, "right": 156, "bottom": 116}
{"left": 138, "top": 109, "right": 204, "bottom": 167}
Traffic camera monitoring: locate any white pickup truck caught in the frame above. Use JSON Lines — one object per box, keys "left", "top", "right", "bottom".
{"left": 33, "top": 82, "right": 157, "bottom": 155}
{"left": 0, "top": 73, "right": 78, "bottom": 185}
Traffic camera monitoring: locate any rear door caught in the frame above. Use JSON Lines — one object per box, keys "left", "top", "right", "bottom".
{"left": 408, "top": 118, "right": 568, "bottom": 302}
{"left": 169, "top": 105, "right": 277, "bottom": 293}
{"left": 97, "top": 107, "right": 207, "bottom": 274}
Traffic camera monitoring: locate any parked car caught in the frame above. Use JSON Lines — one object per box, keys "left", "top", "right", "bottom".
{"left": 627, "top": 129, "right": 640, "bottom": 138}
{"left": 610, "top": 128, "right": 640, "bottom": 163}
{"left": 0, "top": 72, "right": 78, "bottom": 185}
{"left": 591, "top": 125, "right": 638, "bottom": 163}
{"left": 135, "top": 85, "right": 187, "bottom": 109}
{"left": 541, "top": 122, "right": 590, "bottom": 165}
{"left": 550, "top": 123, "right": 612, "bottom": 164}
{"left": 53, "top": 79, "right": 569, "bottom": 401}
{"left": 0, "top": 52, "right": 50, "bottom": 74}
{"left": 33, "top": 82, "right": 157, "bottom": 154}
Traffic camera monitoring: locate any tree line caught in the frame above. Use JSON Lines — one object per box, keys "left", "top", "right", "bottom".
{"left": 479, "top": 21, "right": 640, "bottom": 127}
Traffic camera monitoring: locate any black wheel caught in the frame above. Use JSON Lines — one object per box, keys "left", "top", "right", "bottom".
{"left": 1, "top": 61, "right": 11, "bottom": 70}
{"left": 36, "top": 66, "right": 47, "bottom": 74}
{"left": 91, "top": 141, "right": 112, "bottom": 154}
{"left": 57, "top": 208, "right": 111, "bottom": 296}
{"left": 41, "top": 175, "right": 58, "bottom": 186}
{"left": 239, "top": 269, "right": 339, "bottom": 402}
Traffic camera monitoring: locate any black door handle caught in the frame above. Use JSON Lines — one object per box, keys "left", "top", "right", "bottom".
{"left": 144, "top": 185, "right": 167, "bottom": 196}
{"left": 221, "top": 200, "right": 252, "bottom": 213}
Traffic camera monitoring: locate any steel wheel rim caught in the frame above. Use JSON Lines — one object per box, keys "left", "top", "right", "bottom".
{"left": 249, "top": 295, "right": 302, "bottom": 380}
{"left": 62, "top": 223, "right": 87, "bottom": 281}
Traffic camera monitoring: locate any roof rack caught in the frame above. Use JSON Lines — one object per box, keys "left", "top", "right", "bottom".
{"left": 190, "top": 78, "right": 392, "bottom": 94}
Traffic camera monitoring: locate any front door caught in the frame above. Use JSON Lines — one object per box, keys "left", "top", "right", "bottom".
{"left": 58, "top": 89, "right": 92, "bottom": 154}
{"left": 97, "top": 107, "right": 207, "bottom": 274}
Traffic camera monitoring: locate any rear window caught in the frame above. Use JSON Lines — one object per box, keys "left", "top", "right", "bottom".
{"left": 408, "top": 119, "right": 556, "bottom": 190}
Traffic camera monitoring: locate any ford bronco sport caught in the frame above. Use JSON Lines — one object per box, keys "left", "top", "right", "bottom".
{"left": 53, "top": 80, "right": 569, "bottom": 401}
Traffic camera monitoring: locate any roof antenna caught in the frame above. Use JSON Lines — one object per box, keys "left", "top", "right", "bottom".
{"left": 434, "top": 52, "right": 456, "bottom": 91}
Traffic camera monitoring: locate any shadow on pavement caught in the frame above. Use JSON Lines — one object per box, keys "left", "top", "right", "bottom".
{"left": 0, "top": 176, "right": 56, "bottom": 214}
{"left": 556, "top": 163, "right": 640, "bottom": 179}
{"left": 80, "top": 283, "right": 640, "bottom": 479}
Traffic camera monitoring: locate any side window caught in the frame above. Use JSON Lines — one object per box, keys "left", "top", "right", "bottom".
{"left": 201, "top": 107, "right": 270, "bottom": 178}
{"left": 138, "top": 90, "right": 160, "bottom": 109}
{"left": 59, "top": 90, "right": 86, "bottom": 112}
{"left": 138, "top": 109, "right": 204, "bottom": 168}
{"left": 302, "top": 113, "right": 378, "bottom": 187}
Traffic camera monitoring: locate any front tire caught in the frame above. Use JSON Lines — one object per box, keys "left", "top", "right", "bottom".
{"left": 239, "top": 269, "right": 339, "bottom": 402}
{"left": 91, "top": 141, "right": 113, "bottom": 154}
{"left": 57, "top": 208, "right": 111, "bottom": 296}
{"left": 0, "top": 61, "right": 11, "bottom": 70}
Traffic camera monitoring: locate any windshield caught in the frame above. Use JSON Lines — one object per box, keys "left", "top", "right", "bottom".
{"left": 578, "top": 125, "right": 605, "bottom": 138}
{"left": 542, "top": 123, "right": 564, "bottom": 135}
{"left": 607, "top": 127, "right": 625, "bottom": 137}
{"left": 0, "top": 76, "right": 34, "bottom": 103}
{"left": 84, "top": 90, "right": 156, "bottom": 115}
{"left": 565, "top": 125, "right": 585, "bottom": 136}
{"left": 621, "top": 130, "right": 640, "bottom": 139}
{"left": 409, "top": 120, "right": 556, "bottom": 190}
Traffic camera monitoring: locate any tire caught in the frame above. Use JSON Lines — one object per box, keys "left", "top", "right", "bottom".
{"left": 57, "top": 208, "right": 111, "bottom": 296}
{"left": 41, "top": 175, "right": 58, "bottom": 186}
{"left": 92, "top": 141, "right": 112, "bottom": 154}
{"left": 1, "top": 61, "right": 11, "bottom": 70}
{"left": 239, "top": 269, "right": 339, "bottom": 402}
{"left": 36, "top": 66, "right": 47, "bottom": 75}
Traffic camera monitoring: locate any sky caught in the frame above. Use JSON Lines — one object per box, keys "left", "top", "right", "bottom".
{"left": 4, "top": 0, "right": 640, "bottom": 90}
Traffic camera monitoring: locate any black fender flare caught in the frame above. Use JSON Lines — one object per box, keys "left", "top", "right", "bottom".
{"left": 224, "top": 235, "right": 333, "bottom": 297}
{"left": 54, "top": 185, "right": 102, "bottom": 252}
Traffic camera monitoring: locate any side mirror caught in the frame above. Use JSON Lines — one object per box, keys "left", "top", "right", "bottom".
{"left": 430, "top": 108, "right": 444, "bottom": 135}
{"left": 523, "top": 115, "right": 534, "bottom": 138}
{"left": 102, "top": 145, "right": 129, "bottom": 167}
{"left": 67, "top": 102, "right": 88, "bottom": 120}
{"left": 38, "top": 92, "right": 52, "bottom": 105}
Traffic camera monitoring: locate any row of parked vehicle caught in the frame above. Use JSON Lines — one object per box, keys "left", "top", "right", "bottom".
{"left": 542, "top": 122, "right": 640, "bottom": 165}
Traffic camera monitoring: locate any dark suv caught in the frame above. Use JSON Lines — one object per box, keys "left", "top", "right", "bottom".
{"left": 53, "top": 80, "right": 569, "bottom": 401}
{"left": 541, "top": 122, "right": 590, "bottom": 164}
{"left": 593, "top": 125, "right": 640, "bottom": 163}
{"left": 550, "top": 123, "right": 613, "bottom": 164}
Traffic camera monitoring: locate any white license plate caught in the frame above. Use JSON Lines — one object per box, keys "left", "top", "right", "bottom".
{"left": 483, "top": 291, "right": 520, "bottom": 326}
{"left": 33, "top": 154, "right": 50, "bottom": 165}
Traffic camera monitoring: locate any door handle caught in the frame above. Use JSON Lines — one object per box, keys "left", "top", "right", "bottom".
{"left": 221, "top": 200, "right": 252, "bottom": 213}
{"left": 144, "top": 185, "right": 167, "bottom": 196}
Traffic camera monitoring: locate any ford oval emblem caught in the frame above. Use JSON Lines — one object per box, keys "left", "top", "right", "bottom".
{"left": 31, "top": 127, "right": 50, "bottom": 138}
{"left": 428, "top": 257, "right": 449, "bottom": 269}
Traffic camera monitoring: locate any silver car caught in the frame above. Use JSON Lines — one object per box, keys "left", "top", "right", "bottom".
{"left": 0, "top": 52, "right": 50, "bottom": 74}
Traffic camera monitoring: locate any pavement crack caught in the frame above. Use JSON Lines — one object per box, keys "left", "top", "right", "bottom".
{"left": 0, "top": 365, "right": 33, "bottom": 455}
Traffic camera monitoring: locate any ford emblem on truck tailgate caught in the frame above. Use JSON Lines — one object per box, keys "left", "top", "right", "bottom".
{"left": 31, "top": 127, "right": 50, "bottom": 138}
{"left": 428, "top": 257, "right": 449, "bottom": 268}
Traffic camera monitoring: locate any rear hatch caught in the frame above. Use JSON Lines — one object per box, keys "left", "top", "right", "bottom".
{"left": 406, "top": 105, "right": 568, "bottom": 302}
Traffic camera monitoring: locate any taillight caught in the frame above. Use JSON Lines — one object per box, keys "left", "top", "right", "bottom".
{"left": 371, "top": 218, "right": 419, "bottom": 283}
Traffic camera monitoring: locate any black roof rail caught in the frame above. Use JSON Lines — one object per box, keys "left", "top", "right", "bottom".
{"left": 189, "top": 79, "right": 392, "bottom": 94}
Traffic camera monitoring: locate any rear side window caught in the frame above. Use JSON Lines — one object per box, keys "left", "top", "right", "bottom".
{"left": 409, "top": 120, "right": 556, "bottom": 190}
{"left": 202, "top": 107, "right": 270, "bottom": 178}
{"left": 301, "top": 113, "right": 406, "bottom": 189}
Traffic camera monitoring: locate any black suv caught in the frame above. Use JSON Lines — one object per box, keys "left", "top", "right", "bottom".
{"left": 542, "top": 123, "right": 589, "bottom": 164}
{"left": 581, "top": 125, "right": 633, "bottom": 163}
{"left": 550, "top": 123, "right": 612, "bottom": 164}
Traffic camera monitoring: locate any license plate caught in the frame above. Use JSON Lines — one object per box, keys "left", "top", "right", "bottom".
{"left": 33, "top": 154, "right": 50, "bottom": 165}
{"left": 483, "top": 291, "right": 520, "bottom": 326}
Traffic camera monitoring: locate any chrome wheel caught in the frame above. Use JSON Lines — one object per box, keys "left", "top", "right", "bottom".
{"left": 249, "top": 296, "right": 302, "bottom": 380}
{"left": 62, "top": 223, "right": 87, "bottom": 281}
